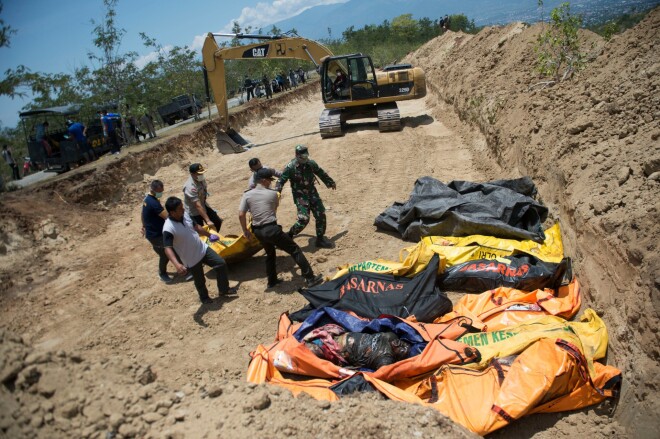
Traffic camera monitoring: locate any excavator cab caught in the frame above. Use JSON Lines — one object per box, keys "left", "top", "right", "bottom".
{"left": 321, "top": 54, "right": 378, "bottom": 103}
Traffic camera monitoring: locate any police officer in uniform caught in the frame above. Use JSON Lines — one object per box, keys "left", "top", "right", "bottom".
{"left": 239, "top": 168, "right": 323, "bottom": 288}
{"left": 183, "top": 163, "right": 223, "bottom": 231}
{"left": 276, "top": 145, "right": 336, "bottom": 248}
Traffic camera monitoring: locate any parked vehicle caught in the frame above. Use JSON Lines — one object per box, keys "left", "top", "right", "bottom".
{"left": 157, "top": 95, "right": 202, "bottom": 126}
{"left": 19, "top": 104, "right": 111, "bottom": 173}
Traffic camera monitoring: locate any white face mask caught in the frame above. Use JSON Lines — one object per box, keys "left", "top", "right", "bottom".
{"left": 196, "top": 174, "right": 206, "bottom": 182}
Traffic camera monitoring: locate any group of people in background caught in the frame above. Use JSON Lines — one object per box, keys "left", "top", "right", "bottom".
{"left": 19, "top": 106, "right": 159, "bottom": 170}
{"left": 98, "top": 106, "right": 158, "bottom": 155}
{"left": 141, "top": 144, "right": 335, "bottom": 305}
{"left": 244, "top": 67, "right": 307, "bottom": 102}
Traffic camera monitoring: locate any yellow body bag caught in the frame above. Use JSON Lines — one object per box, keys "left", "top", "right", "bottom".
{"left": 332, "top": 223, "right": 564, "bottom": 280}
{"left": 200, "top": 225, "right": 262, "bottom": 263}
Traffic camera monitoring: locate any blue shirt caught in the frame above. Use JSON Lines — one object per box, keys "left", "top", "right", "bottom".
{"left": 102, "top": 113, "right": 119, "bottom": 133}
{"left": 67, "top": 122, "right": 86, "bottom": 142}
{"left": 142, "top": 194, "right": 165, "bottom": 239}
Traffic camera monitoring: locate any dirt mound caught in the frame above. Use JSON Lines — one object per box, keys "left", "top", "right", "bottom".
{"left": 0, "top": 329, "right": 474, "bottom": 438}
{"left": 408, "top": 8, "right": 659, "bottom": 437}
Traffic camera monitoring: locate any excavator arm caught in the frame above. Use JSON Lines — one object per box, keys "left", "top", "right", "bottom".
{"left": 202, "top": 33, "right": 333, "bottom": 130}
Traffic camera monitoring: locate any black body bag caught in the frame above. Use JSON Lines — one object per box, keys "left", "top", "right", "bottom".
{"left": 290, "top": 254, "right": 451, "bottom": 322}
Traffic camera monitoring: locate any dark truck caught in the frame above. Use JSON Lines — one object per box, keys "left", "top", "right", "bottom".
{"left": 19, "top": 104, "right": 111, "bottom": 173}
{"left": 157, "top": 95, "right": 202, "bottom": 126}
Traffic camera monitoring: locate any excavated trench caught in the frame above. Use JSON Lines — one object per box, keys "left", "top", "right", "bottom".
{"left": 1, "top": 15, "right": 658, "bottom": 438}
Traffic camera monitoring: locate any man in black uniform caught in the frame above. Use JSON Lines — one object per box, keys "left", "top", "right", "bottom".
{"left": 244, "top": 75, "right": 255, "bottom": 102}
{"left": 141, "top": 180, "right": 172, "bottom": 283}
{"left": 141, "top": 180, "right": 189, "bottom": 283}
{"left": 262, "top": 75, "right": 273, "bottom": 99}
{"left": 239, "top": 168, "right": 323, "bottom": 289}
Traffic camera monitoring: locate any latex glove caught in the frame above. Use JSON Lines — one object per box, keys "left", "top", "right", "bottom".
{"left": 175, "top": 264, "right": 188, "bottom": 275}
{"left": 209, "top": 235, "right": 220, "bottom": 243}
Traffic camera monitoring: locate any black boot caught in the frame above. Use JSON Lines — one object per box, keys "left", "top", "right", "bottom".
{"left": 315, "top": 236, "right": 334, "bottom": 248}
{"left": 305, "top": 274, "right": 323, "bottom": 288}
{"left": 267, "top": 278, "right": 283, "bottom": 288}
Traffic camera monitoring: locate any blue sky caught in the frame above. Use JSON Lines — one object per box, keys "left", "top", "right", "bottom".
{"left": 0, "top": 0, "right": 349, "bottom": 128}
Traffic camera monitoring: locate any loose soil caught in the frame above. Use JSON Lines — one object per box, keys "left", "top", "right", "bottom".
{"left": 0, "top": 9, "right": 658, "bottom": 439}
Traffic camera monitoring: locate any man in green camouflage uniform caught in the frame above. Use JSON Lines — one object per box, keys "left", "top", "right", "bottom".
{"left": 277, "top": 145, "right": 336, "bottom": 248}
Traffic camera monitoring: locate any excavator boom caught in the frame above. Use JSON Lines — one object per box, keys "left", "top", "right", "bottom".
{"left": 202, "top": 33, "right": 333, "bottom": 131}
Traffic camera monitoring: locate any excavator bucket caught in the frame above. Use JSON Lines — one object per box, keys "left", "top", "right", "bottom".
{"left": 216, "top": 128, "right": 253, "bottom": 154}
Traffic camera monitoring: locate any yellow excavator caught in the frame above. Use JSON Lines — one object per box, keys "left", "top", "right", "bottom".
{"left": 202, "top": 33, "right": 426, "bottom": 152}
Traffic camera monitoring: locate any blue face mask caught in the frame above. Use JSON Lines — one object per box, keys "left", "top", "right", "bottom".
{"left": 154, "top": 192, "right": 163, "bottom": 199}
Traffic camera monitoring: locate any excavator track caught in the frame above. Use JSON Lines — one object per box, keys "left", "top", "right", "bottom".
{"left": 377, "top": 102, "right": 401, "bottom": 132}
{"left": 319, "top": 109, "right": 344, "bottom": 138}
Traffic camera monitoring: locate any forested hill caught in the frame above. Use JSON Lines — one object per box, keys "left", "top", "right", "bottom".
{"left": 267, "top": 0, "right": 659, "bottom": 39}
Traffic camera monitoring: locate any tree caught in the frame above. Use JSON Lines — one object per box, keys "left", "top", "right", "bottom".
{"left": 600, "top": 22, "right": 620, "bottom": 41}
{"left": 418, "top": 17, "right": 440, "bottom": 40}
{"left": 0, "top": 1, "right": 16, "bottom": 48}
{"left": 391, "top": 14, "right": 419, "bottom": 42}
{"left": 140, "top": 33, "right": 205, "bottom": 112}
{"left": 88, "top": 0, "right": 139, "bottom": 107}
{"left": 535, "top": 2, "right": 585, "bottom": 82}
{"left": 0, "top": 66, "right": 34, "bottom": 98}
{"left": 448, "top": 14, "right": 477, "bottom": 33}
{"left": 231, "top": 21, "right": 242, "bottom": 47}
{"left": 0, "top": 2, "right": 33, "bottom": 99}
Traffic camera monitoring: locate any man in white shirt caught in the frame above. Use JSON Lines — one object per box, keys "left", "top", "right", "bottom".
{"left": 163, "top": 197, "right": 237, "bottom": 304}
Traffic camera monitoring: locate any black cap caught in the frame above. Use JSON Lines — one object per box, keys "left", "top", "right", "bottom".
{"left": 295, "top": 144, "right": 308, "bottom": 155}
{"left": 255, "top": 168, "right": 275, "bottom": 181}
{"left": 189, "top": 163, "right": 205, "bottom": 174}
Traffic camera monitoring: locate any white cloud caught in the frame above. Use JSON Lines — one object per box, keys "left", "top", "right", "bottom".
{"left": 228, "top": 0, "right": 349, "bottom": 32}
{"left": 134, "top": 45, "right": 173, "bottom": 69}
{"left": 191, "top": 34, "right": 207, "bottom": 51}
{"left": 190, "top": 0, "right": 348, "bottom": 50}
